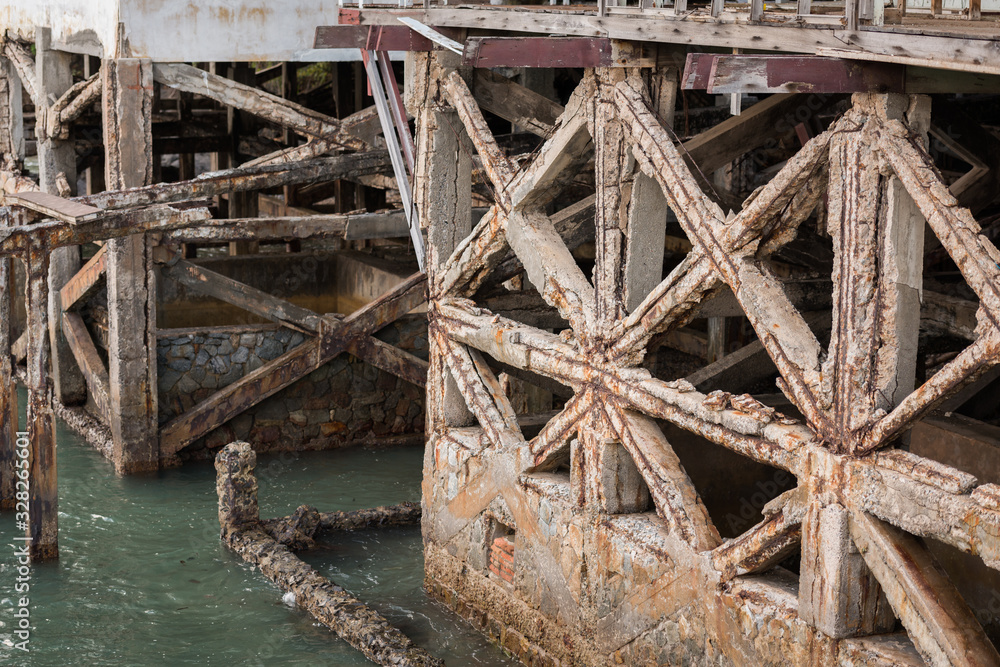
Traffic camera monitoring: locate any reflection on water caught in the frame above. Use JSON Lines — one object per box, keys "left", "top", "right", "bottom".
{"left": 0, "top": 388, "right": 513, "bottom": 666}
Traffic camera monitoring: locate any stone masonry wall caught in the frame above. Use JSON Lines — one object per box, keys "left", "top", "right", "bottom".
{"left": 156, "top": 314, "right": 427, "bottom": 462}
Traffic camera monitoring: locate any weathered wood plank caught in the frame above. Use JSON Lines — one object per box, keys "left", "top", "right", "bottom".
{"left": 152, "top": 63, "right": 367, "bottom": 150}
{"left": 79, "top": 151, "right": 390, "bottom": 212}
{"left": 851, "top": 510, "right": 1000, "bottom": 666}
{"left": 161, "top": 258, "right": 325, "bottom": 333}
{"left": 472, "top": 69, "right": 563, "bottom": 138}
{"left": 8, "top": 190, "right": 101, "bottom": 224}
{"left": 59, "top": 243, "right": 107, "bottom": 312}
{"left": 61, "top": 311, "right": 111, "bottom": 420}
{"left": 161, "top": 273, "right": 426, "bottom": 453}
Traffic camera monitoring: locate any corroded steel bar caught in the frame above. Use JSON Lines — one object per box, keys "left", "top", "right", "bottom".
{"left": 529, "top": 389, "right": 593, "bottom": 470}
{"left": 433, "top": 329, "right": 523, "bottom": 450}
{"left": 615, "top": 81, "right": 831, "bottom": 433}
{"left": 434, "top": 74, "right": 596, "bottom": 298}
{"left": 710, "top": 489, "right": 804, "bottom": 581}
{"left": 879, "top": 122, "right": 1000, "bottom": 336}
{"left": 592, "top": 69, "right": 630, "bottom": 336}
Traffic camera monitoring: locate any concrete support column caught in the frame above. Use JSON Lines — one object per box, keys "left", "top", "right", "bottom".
{"left": 103, "top": 58, "right": 159, "bottom": 474}
{"left": 0, "top": 55, "right": 23, "bottom": 510}
{"left": 410, "top": 51, "right": 474, "bottom": 432}
{"left": 798, "top": 92, "right": 930, "bottom": 639}
{"left": 25, "top": 249, "right": 58, "bottom": 561}
{"left": 37, "top": 27, "right": 87, "bottom": 406}
{"left": 624, "top": 67, "right": 676, "bottom": 313}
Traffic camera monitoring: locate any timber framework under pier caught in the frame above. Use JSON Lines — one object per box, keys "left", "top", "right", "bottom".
{"left": 5, "top": 0, "right": 1000, "bottom": 665}
{"left": 0, "top": 18, "right": 430, "bottom": 562}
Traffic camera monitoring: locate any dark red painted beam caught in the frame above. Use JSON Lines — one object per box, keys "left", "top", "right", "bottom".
{"left": 683, "top": 53, "right": 1000, "bottom": 94}
{"left": 683, "top": 53, "right": 904, "bottom": 94}
{"left": 462, "top": 37, "right": 620, "bottom": 68}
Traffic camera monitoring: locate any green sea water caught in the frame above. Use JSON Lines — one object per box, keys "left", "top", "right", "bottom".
{"left": 0, "top": 388, "right": 513, "bottom": 666}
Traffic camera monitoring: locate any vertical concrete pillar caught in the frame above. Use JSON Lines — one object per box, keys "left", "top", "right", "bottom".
{"left": 25, "top": 250, "right": 58, "bottom": 561}
{"left": 37, "top": 27, "right": 87, "bottom": 406}
{"left": 0, "top": 56, "right": 23, "bottom": 510}
{"left": 799, "top": 93, "right": 929, "bottom": 639}
{"left": 103, "top": 58, "right": 159, "bottom": 474}
{"left": 411, "top": 51, "right": 474, "bottom": 431}
{"left": 624, "top": 67, "right": 676, "bottom": 313}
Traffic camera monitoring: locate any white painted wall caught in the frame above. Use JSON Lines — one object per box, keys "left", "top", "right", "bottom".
{"left": 119, "top": 0, "right": 357, "bottom": 61}
{"left": 0, "top": 0, "right": 390, "bottom": 61}
{"left": 0, "top": 0, "right": 118, "bottom": 56}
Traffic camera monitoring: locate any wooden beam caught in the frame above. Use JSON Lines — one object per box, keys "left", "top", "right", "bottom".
{"left": 61, "top": 311, "right": 111, "bottom": 420}
{"left": 160, "top": 272, "right": 426, "bottom": 453}
{"left": 472, "top": 69, "right": 563, "bottom": 139}
{"left": 160, "top": 258, "right": 325, "bottom": 333}
{"left": 1, "top": 40, "right": 39, "bottom": 107}
{"left": 851, "top": 510, "right": 1000, "bottom": 666}
{"left": 685, "top": 54, "right": 1000, "bottom": 95}
{"left": 158, "top": 211, "right": 410, "bottom": 244}
{"left": 59, "top": 243, "right": 107, "bottom": 312}
{"left": 346, "top": 336, "right": 428, "bottom": 387}
{"left": 47, "top": 73, "right": 101, "bottom": 140}
{"left": 681, "top": 91, "right": 836, "bottom": 177}
{"left": 152, "top": 63, "right": 367, "bottom": 150}
{"left": 77, "top": 151, "right": 390, "bottom": 213}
